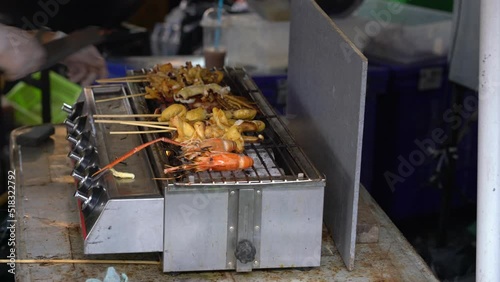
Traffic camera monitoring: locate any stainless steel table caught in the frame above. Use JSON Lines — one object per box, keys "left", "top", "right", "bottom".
{"left": 10, "top": 125, "right": 438, "bottom": 281}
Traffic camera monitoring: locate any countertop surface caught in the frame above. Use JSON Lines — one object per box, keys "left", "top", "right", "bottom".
{"left": 10, "top": 125, "right": 438, "bottom": 282}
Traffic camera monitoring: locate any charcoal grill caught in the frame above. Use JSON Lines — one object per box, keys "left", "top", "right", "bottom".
{"left": 63, "top": 66, "right": 325, "bottom": 272}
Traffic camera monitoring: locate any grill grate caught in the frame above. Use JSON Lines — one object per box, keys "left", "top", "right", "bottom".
{"left": 125, "top": 67, "right": 323, "bottom": 186}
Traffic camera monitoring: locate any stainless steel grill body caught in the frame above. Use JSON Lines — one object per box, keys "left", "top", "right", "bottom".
{"left": 65, "top": 67, "right": 325, "bottom": 272}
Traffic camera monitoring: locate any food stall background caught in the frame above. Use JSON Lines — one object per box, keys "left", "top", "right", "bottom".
{"left": 0, "top": 0, "right": 475, "bottom": 281}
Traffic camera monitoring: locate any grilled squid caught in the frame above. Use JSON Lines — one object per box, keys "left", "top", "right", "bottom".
{"left": 158, "top": 104, "right": 187, "bottom": 122}
{"left": 173, "top": 83, "right": 230, "bottom": 104}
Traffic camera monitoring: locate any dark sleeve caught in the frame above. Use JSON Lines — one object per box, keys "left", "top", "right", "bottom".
{"left": 0, "top": 0, "right": 143, "bottom": 32}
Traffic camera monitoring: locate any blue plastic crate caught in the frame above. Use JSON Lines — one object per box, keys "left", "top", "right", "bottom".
{"left": 361, "top": 65, "right": 390, "bottom": 193}
{"left": 368, "top": 58, "right": 456, "bottom": 220}
{"left": 248, "top": 59, "right": 477, "bottom": 221}
{"left": 249, "top": 67, "right": 391, "bottom": 195}
{"left": 106, "top": 62, "right": 132, "bottom": 79}
{"left": 455, "top": 89, "right": 478, "bottom": 203}
{"left": 251, "top": 74, "right": 287, "bottom": 114}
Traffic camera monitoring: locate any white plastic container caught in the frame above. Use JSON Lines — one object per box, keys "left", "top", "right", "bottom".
{"left": 225, "top": 13, "right": 289, "bottom": 73}
{"left": 334, "top": 0, "right": 453, "bottom": 63}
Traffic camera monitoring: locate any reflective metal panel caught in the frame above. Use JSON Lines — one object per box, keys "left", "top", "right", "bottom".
{"left": 287, "top": 0, "right": 367, "bottom": 270}
{"left": 259, "top": 185, "right": 324, "bottom": 268}
{"left": 163, "top": 189, "right": 229, "bottom": 272}
{"left": 84, "top": 198, "right": 163, "bottom": 254}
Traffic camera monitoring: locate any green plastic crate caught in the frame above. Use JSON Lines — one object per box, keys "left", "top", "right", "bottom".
{"left": 6, "top": 72, "right": 82, "bottom": 125}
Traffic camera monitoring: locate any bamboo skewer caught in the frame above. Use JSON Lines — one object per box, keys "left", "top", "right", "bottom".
{"left": 96, "top": 78, "right": 148, "bottom": 84}
{"left": 93, "top": 114, "right": 161, "bottom": 118}
{"left": 100, "top": 74, "right": 149, "bottom": 81}
{"left": 0, "top": 259, "right": 160, "bottom": 265}
{"left": 95, "top": 119, "right": 169, "bottom": 125}
{"left": 96, "top": 93, "right": 148, "bottom": 103}
{"left": 94, "top": 119, "right": 170, "bottom": 125}
{"left": 110, "top": 130, "right": 172, "bottom": 135}
{"left": 94, "top": 120, "right": 175, "bottom": 130}
{"left": 129, "top": 121, "right": 170, "bottom": 125}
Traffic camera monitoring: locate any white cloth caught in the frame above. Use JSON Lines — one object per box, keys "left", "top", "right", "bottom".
{"left": 86, "top": 267, "right": 128, "bottom": 282}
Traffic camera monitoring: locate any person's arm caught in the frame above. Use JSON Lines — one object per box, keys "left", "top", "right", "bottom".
{"left": 0, "top": 24, "right": 108, "bottom": 86}
{"left": 0, "top": 24, "right": 46, "bottom": 80}
{"left": 40, "top": 31, "right": 108, "bottom": 86}
{"left": 38, "top": 30, "right": 108, "bottom": 86}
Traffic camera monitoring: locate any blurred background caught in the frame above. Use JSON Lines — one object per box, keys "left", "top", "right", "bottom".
{"left": 0, "top": 0, "right": 476, "bottom": 281}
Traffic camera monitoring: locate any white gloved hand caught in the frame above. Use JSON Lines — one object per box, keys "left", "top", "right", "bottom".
{"left": 48, "top": 31, "right": 108, "bottom": 86}
{"left": 62, "top": 45, "right": 108, "bottom": 86}
{"left": 0, "top": 24, "right": 46, "bottom": 80}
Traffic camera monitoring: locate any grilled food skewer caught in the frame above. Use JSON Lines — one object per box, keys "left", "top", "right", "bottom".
{"left": 92, "top": 137, "right": 246, "bottom": 178}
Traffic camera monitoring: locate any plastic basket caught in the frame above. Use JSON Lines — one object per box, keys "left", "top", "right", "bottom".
{"left": 6, "top": 72, "right": 82, "bottom": 125}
